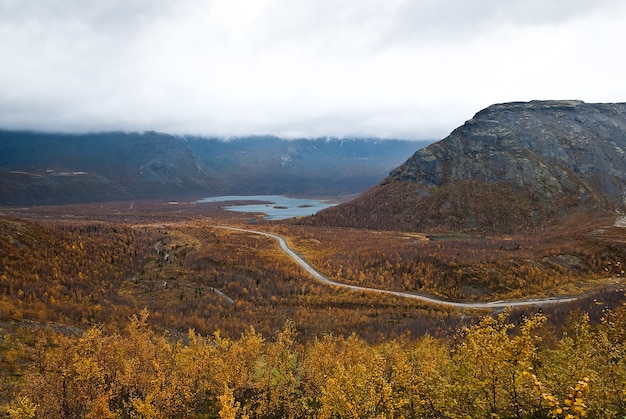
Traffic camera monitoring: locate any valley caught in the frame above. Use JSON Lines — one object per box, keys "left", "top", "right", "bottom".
{"left": 218, "top": 226, "right": 604, "bottom": 309}
{"left": 2, "top": 101, "right": 626, "bottom": 417}
{"left": 2, "top": 198, "right": 624, "bottom": 340}
{"left": 2, "top": 199, "right": 625, "bottom": 417}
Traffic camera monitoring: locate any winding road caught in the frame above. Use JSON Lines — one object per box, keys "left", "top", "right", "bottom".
{"left": 216, "top": 226, "right": 588, "bottom": 309}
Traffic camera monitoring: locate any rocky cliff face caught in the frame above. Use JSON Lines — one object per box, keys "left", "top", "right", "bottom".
{"left": 307, "top": 101, "right": 626, "bottom": 233}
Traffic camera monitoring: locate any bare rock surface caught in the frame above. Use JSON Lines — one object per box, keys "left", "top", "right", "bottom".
{"left": 308, "top": 100, "right": 626, "bottom": 233}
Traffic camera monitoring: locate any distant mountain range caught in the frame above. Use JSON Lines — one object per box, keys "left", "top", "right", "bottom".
{"left": 307, "top": 100, "right": 626, "bottom": 233}
{"left": 0, "top": 130, "right": 426, "bottom": 205}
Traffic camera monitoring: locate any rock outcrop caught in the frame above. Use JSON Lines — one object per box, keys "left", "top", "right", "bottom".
{"left": 307, "top": 100, "right": 626, "bottom": 233}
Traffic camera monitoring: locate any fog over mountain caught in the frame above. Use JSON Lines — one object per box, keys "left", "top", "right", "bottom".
{"left": 0, "top": 130, "right": 426, "bottom": 205}
{"left": 1, "top": 1, "right": 625, "bottom": 138}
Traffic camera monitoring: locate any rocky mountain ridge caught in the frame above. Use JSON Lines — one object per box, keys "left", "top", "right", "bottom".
{"left": 307, "top": 100, "right": 626, "bottom": 233}
{"left": 0, "top": 130, "right": 424, "bottom": 205}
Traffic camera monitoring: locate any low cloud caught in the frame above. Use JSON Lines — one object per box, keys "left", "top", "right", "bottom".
{"left": 1, "top": 0, "right": 625, "bottom": 139}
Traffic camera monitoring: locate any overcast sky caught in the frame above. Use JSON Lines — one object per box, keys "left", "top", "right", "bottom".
{"left": 1, "top": 0, "right": 625, "bottom": 140}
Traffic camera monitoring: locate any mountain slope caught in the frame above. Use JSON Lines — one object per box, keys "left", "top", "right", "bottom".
{"left": 0, "top": 131, "right": 426, "bottom": 205}
{"left": 186, "top": 136, "right": 423, "bottom": 196}
{"left": 0, "top": 131, "right": 225, "bottom": 205}
{"left": 306, "top": 100, "right": 626, "bottom": 233}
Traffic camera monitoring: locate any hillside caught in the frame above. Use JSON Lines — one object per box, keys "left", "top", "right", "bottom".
{"left": 0, "top": 131, "right": 225, "bottom": 205}
{"left": 186, "top": 136, "right": 422, "bottom": 196}
{"left": 0, "top": 131, "right": 425, "bottom": 205}
{"left": 1, "top": 205, "right": 626, "bottom": 418}
{"left": 307, "top": 100, "right": 626, "bottom": 233}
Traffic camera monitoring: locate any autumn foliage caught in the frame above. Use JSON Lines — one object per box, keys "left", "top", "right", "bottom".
{"left": 0, "top": 214, "right": 459, "bottom": 342}
{"left": 279, "top": 224, "right": 626, "bottom": 301}
{"left": 2, "top": 305, "right": 626, "bottom": 418}
{"left": 1, "top": 202, "right": 626, "bottom": 418}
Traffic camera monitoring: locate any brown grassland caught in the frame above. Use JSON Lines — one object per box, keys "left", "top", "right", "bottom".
{"left": 1, "top": 199, "right": 625, "bottom": 418}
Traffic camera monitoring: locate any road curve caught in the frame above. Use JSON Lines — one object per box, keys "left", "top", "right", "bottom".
{"left": 215, "top": 226, "right": 583, "bottom": 309}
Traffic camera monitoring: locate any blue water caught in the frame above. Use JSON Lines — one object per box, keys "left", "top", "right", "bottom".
{"left": 196, "top": 195, "right": 336, "bottom": 220}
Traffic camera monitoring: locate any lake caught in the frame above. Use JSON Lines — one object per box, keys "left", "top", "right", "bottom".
{"left": 196, "top": 195, "right": 336, "bottom": 220}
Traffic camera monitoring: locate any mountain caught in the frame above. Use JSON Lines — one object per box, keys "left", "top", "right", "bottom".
{"left": 0, "top": 131, "right": 225, "bottom": 205}
{"left": 186, "top": 136, "right": 422, "bottom": 196}
{"left": 306, "top": 100, "right": 626, "bottom": 233}
{"left": 0, "top": 130, "right": 426, "bottom": 205}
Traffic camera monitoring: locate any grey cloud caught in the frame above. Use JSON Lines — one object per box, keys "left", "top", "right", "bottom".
{"left": 0, "top": 0, "right": 176, "bottom": 27}
{"left": 0, "top": 0, "right": 625, "bottom": 139}
{"left": 259, "top": 0, "right": 623, "bottom": 50}
{"left": 267, "top": 0, "right": 626, "bottom": 52}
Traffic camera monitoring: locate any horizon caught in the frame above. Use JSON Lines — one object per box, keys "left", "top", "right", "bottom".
{"left": 0, "top": 127, "right": 436, "bottom": 142}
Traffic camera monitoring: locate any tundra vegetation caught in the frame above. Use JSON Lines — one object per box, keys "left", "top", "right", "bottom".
{"left": 0, "top": 201, "right": 625, "bottom": 418}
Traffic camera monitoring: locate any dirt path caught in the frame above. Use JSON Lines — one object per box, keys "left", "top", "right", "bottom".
{"left": 216, "top": 226, "right": 590, "bottom": 309}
